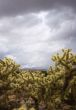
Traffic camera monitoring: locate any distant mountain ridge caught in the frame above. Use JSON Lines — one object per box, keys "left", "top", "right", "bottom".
{"left": 21, "top": 67, "right": 47, "bottom": 72}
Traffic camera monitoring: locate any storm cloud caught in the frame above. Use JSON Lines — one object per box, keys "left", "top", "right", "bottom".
{"left": 0, "top": 0, "right": 76, "bottom": 17}
{"left": 0, "top": 0, "right": 76, "bottom": 69}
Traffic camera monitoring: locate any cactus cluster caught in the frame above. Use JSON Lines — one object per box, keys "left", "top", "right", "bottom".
{"left": 0, "top": 49, "right": 76, "bottom": 110}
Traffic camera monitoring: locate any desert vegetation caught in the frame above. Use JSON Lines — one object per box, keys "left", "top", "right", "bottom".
{"left": 0, "top": 49, "right": 76, "bottom": 110}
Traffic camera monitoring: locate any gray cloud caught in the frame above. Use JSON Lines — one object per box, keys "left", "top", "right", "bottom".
{"left": 0, "top": 1, "right": 76, "bottom": 69}
{"left": 0, "top": 8, "right": 76, "bottom": 69}
{"left": 46, "top": 8, "right": 76, "bottom": 41}
{"left": 0, "top": 0, "right": 76, "bottom": 17}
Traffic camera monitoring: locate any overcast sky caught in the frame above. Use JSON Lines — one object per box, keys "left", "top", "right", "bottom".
{"left": 0, "top": 0, "right": 76, "bottom": 69}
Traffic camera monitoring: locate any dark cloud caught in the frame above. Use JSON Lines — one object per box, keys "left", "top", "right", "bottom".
{"left": 0, "top": 0, "right": 76, "bottom": 69}
{"left": 0, "top": 0, "right": 76, "bottom": 17}
{"left": 45, "top": 8, "right": 76, "bottom": 42}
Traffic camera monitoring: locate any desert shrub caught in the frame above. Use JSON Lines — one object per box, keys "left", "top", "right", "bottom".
{"left": 0, "top": 49, "right": 76, "bottom": 110}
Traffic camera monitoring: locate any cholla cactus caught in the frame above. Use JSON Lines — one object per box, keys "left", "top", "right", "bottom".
{"left": 50, "top": 49, "right": 76, "bottom": 109}
{"left": 0, "top": 57, "right": 21, "bottom": 109}
{"left": 0, "top": 49, "right": 76, "bottom": 110}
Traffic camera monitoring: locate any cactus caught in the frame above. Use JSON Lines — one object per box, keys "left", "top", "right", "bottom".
{"left": 0, "top": 49, "right": 76, "bottom": 110}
